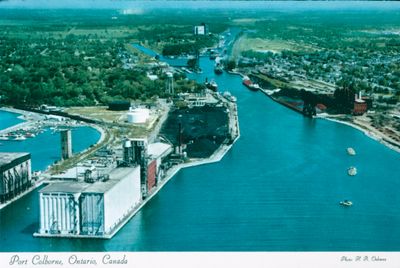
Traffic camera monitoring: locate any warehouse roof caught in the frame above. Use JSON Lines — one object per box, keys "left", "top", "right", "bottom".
{"left": 148, "top": 142, "right": 172, "bottom": 159}
{"left": 84, "top": 167, "right": 138, "bottom": 193}
{"left": 0, "top": 152, "right": 30, "bottom": 169}
{"left": 40, "top": 182, "right": 87, "bottom": 193}
{"left": 40, "top": 167, "right": 140, "bottom": 194}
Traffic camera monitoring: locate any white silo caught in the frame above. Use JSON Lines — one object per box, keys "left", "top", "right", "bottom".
{"left": 127, "top": 108, "right": 150, "bottom": 123}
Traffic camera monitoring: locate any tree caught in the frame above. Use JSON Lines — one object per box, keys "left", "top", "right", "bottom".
{"left": 187, "top": 58, "right": 197, "bottom": 69}
{"left": 334, "top": 83, "right": 356, "bottom": 114}
{"left": 226, "top": 60, "right": 236, "bottom": 71}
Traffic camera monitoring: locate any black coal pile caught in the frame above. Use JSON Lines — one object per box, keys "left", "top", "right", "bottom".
{"left": 160, "top": 105, "right": 229, "bottom": 158}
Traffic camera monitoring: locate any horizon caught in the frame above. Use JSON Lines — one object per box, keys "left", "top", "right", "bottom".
{"left": 1, "top": 0, "right": 400, "bottom": 11}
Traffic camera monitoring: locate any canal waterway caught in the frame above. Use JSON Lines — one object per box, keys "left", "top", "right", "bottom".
{"left": 1, "top": 30, "right": 400, "bottom": 251}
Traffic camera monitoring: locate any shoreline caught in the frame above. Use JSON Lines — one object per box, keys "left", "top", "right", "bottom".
{"left": 318, "top": 115, "right": 400, "bottom": 154}
{"left": 238, "top": 75, "right": 400, "bottom": 155}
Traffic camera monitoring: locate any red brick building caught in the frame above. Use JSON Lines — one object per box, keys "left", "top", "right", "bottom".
{"left": 353, "top": 99, "right": 367, "bottom": 115}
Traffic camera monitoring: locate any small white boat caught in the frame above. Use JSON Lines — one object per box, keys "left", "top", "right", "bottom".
{"left": 348, "top": 166, "right": 357, "bottom": 176}
{"left": 0, "top": 136, "right": 9, "bottom": 140}
{"left": 347, "top": 147, "right": 356, "bottom": 156}
{"left": 14, "top": 135, "right": 27, "bottom": 141}
{"left": 340, "top": 200, "right": 353, "bottom": 207}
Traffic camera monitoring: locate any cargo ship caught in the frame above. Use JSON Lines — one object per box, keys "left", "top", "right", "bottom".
{"left": 242, "top": 76, "right": 260, "bottom": 91}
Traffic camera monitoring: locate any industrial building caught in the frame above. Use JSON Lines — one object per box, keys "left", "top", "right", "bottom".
{"left": 353, "top": 92, "right": 368, "bottom": 115}
{"left": 127, "top": 108, "right": 150, "bottom": 124}
{"left": 0, "top": 153, "right": 32, "bottom": 204}
{"left": 36, "top": 139, "right": 172, "bottom": 238}
{"left": 123, "top": 139, "right": 172, "bottom": 198}
{"left": 61, "top": 129, "right": 72, "bottom": 160}
{"left": 38, "top": 166, "right": 141, "bottom": 237}
{"left": 194, "top": 23, "right": 208, "bottom": 35}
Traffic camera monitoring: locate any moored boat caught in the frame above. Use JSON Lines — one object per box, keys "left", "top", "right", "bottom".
{"left": 14, "top": 134, "right": 27, "bottom": 141}
{"left": 205, "top": 79, "right": 218, "bottom": 91}
{"left": 209, "top": 51, "right": 218, "bottom": 60}
{"left": 214, "top": 64, "right": 223, "bottom": 75}
{"left": 242, "top": 76, "right": 259, "bottom": 91}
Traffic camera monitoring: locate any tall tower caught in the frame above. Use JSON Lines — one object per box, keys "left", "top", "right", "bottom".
{"left": 131, "top": 139, "right": 148, "bottom": 199}
{"left": 61, "top": 129, "right": 72, "bottom": 160}
{"left": 123, "top": 139, "right": 134, "bottom": 166}
{"left": 165, "top": 72, "right": 174, "bottom": 95}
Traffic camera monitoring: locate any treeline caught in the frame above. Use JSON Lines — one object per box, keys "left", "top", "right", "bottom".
{"left": 0, "top": 33, "right": 175, "bottom": 106}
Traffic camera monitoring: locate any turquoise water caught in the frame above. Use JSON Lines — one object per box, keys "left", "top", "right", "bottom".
{"left": 0, "top": 110, "right": 101, "bottom": 171}
{"left": 0, "top": 110, "right": 24, "bottom": 130}
{"left": 0, "top": 123, "right": 101, "bottom": 171}
{"left": 1, "top": 54, "right": 400, "bottom": 251}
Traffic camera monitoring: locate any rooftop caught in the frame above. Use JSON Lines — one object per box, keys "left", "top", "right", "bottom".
{"left": 148, "top": 142, "right": 172, "bottom": 159}
{"left": 40, "top": 167, "right": 140, "bottom": 194}
{"left": 0, "top": 152, "right": 30, "bottom": 167}
{"left": 39, "top": 182, "right": 87, "bottom": 194}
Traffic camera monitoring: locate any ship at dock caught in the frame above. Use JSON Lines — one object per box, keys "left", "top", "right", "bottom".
{"left": 205, "top": 79, "right": 218, "bottom": 91}
{"left": 214, "top": 63, "right": 223, "bottom": 75}
{"left": 209, "top": 50, "right": 218, "bottom": 60}
{"left": 242, "top": 76, "right": 260, "bottom": 91}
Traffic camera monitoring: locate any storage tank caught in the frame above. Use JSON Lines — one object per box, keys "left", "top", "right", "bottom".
{"left": 127, "top": 108, "right": 150, "bottom": 123}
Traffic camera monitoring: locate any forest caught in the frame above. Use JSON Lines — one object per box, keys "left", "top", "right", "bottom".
{"left": 0, "top": 9, "right": 229, "bottom": 107}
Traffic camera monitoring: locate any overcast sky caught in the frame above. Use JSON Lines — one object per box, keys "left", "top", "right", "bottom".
{"left": 0, "top": 0, "right": 399, "bottom": 10}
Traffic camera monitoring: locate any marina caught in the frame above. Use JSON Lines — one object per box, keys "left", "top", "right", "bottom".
{"left": 0, "top": 110, "right": 101, "bottom": 172}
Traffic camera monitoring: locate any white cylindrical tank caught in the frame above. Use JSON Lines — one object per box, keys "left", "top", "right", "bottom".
{"left": 127, "top": 108, "right": 150, "bottom": 123}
